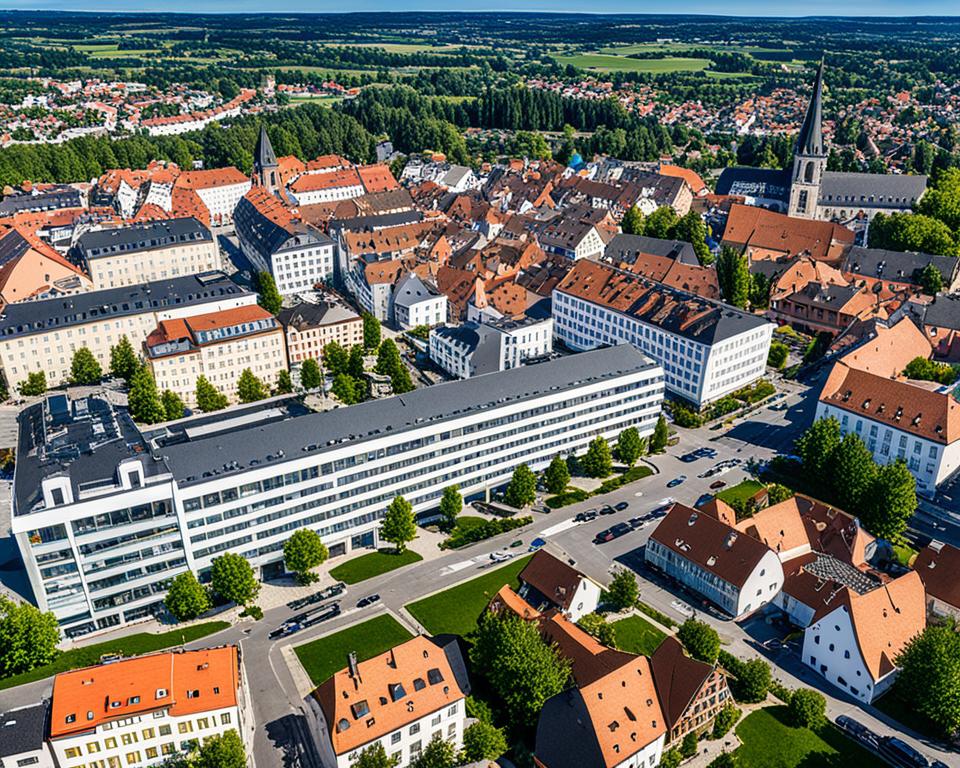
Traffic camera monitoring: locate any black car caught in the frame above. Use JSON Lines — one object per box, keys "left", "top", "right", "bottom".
{"left": 879, "top": 737, "right": 929, "bottom": 768}
{"left": 357, "top": 594, "right": 381, "bottom": 608}
{"left": 835, "top": 715, "right": 875, "bottom": 744}
{"left": 679, "top": 452, "right": 700, "bottom": 463}
{"left": 599, "top": 504, "right": 616, "bottom": 516}
{"left": 594, "top": 529, "right": 616, "bottom": 544}
{"left": 575, "top": 510, "right": 598, "bottom": 522}
{"left": 614, "top": 501, "right": 629, "bottom": 511}
{"left": 322, "top": 582, "right": 346, "bottom": 599}
{"left": 610, "top": 522, "right": 631, "bottom": 536}
{"left": 628, "top": 516, "right": 645, "bottom": 529}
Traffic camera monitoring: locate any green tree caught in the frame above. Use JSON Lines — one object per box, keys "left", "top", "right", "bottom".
{"left": 767, "top": 342, "right": 789, "bottom": 370}
{"left": 581, "top": 436, "right": 613, "bottom": 478}
{"left": 677, "top": 618, "right": 721, "bottom": 663}
{"left": 353, "top": 743, "right": 398, "bottom": 768}
{"left": 323, "top": 341, "right": 350, "bottom": 378}
{"left": 161, "top": 390, "right": 185, "bottom": 421}
{"left": 504, "top": 464, "right": 537, "bottom": 508}
{"left": 195, "top": 375, "right": 228, "bottom": 412}
{"left": 766, "top": 483, "right": 794, "bottom": 505}
{"left": 606, "top": 569, "right": 639, "bottom": 610}
{"left": 644, "top": 205, "right": 679, "bottom": 239}
{"left": 18, "top": 371, "right": 46, "bottom": 397}
{"left": 831, "top": 433, "right": 877, "bottom": 510}
{"left": 918, "top": 262, "right": 944, "bottom": 296}
{"left": 863, "top": 459, "right": 917, "bottom": 540}
{"left": 438, "top": 485, "right": 462, "bottom": 531}
{"left": 869, "top": 212, "right": 960, "bottom": 257}
{"left": 577, "top": 613, "right": 616, "bottom": 647}
{"left": 69, "top": 346, "right": 102, "bottom": 385}
{"left": 749, "top": 271, "right": 771, "bottom": 309}
{"left": 711, "top": 703, "right": 741, "bottom": 739}
{"left": 0, "top": 596, "right": 60, "bottom": 676}
{"left": 381, "top": 495, "right": 416, "bottom": 553}
{"left": 300, "top": 358, "right": 322, "bottom": 391}
{"left": 707, "top": 754, "right": 737, "bottom": 768}
{"left": 109, "top": 335, "right": 139, "bottom": 383}
{"left": 461, "top": 721, "right": 508, "bottom": 762}
{"left": 237, "top": 368, "right": 267, "bottom": 403}
{"left": 788, "top": 688, "right": 826, "bottom": 729}
{"left": 362, "top": 312, "right": 382, "bottom": 350}
{"left": 331, "top": 373, "right": 360, "bottom": 404}
{"left": 620, "top": 204, "right": 645, "bottom": 235}
{"left": 210, "top": 552, "right": 260, "bottom": 607}
{"left": 650, "top": 413, "right": 669, "bottom": 453}
{"left": 128, "top": 366, "right": 166, "bottom": 424}
{"left": 390, "top": 363, "right": 414, "bottom": 394}
{"left": 917, "top": 167, "right": 960, "bottom": 231}
{"left": 733, "top": 658, "right": 770, "bottom": 703}
{"left": 375, "top": 338, "right": 402, "bottom": 375}
{"left": 255, "top": 270, "right": 283, "bottom": 315}
{"left": 544, "top": 454, "right": 571, "bottom": 495}
{"left": 895, "top": 621, "right": 960, "bottom": 737}
{"left": 680, "top": 731, "right": 698, "bottom": 759}
{"left": 283, "top": 528, "right": 329, "bottom": 585}
{"left": 673, "top": 210, "right": 712, "bottom": 265}
{"left": 659, "top": 748, "right": 683, "bottom": 768}
{"left": 164, "top": 571, "right": 211, "bottom": 622}
{"left": 411, "top": 736, "right": 457, "bottom": 768}
{"left": 274, "top": 369, "right": 293, "bottom": 395}
{"left": 348, "top": 345, "right": 366, "bottom": 378}
{"left": 795, "top": 417, "right": 841, "bottom": 479}
{"left": 470, "top": 611, "right": 571, "bottom": 728}
{"left": 717, "top": 246, "right": 750, "bottom": 308}
{"left": 192, "top": 729, "right": 247, "bottom": 768}
{"left": 617, "top": 427, "right": 644, "bottom": 467}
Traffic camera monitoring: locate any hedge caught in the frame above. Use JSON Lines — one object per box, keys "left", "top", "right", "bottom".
{"left": 440, "top": 515, "right": 533, "bottom": 549}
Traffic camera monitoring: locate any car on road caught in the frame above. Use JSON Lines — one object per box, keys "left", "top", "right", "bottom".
{"left": 321, "top": 582, "right": 346, "bottom": 600}
{"left": 489, "top": 550, "right": 515, "bottom": 563}
{"left": 695, "top": 493, "right": 714, "bottom": 508}
{"left": 595, "top": 523, "right": 631, "bottom": 544}
{"left": 709, "top": 480, "right": 727, "bottom": 490}
{"left": 614, "top": 501, "right": 629, "bottom": 511}
{"left": 268, "top": 622, "right": 301, "bottom": 640}
{"left": 628, "top": 516, "right": 647, "bottom": 529}
{"left": 651, "top": 503, "right": 673, "bottom": 517}
{"left": 594, "top": 528, "right": 616, "bottom": 543}
{"left": 611, "top": 522, "right": 631, "bottom": 536}
{"left": 878, "top": 736, "right": 929, "bottom": 768}
{"left": 679, "top": 451, "right": 700, "bottom": 463}
{"left": 666, "top": 475, "right": 687, "bottom": 488}
{"left": 575, "top": 510, "right": 598, "bottom": 523}
{"left": 357, "top": 594, "right": 381, "bottom": 608}
{"left": 834, "top": 715, "right": 877, "bottom": 746}
{"left": 528, "top": 537, "right": 547, "bottom": 552}
{"left": 599, "top": 504, "right": 616, "bottom": 515}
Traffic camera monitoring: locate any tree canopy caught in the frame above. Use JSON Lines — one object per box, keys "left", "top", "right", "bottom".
{"left": 381, "top": 495, "right": 416, "bottom": 553}
{"left": 210, "top": 552, "right": 260, "bottom": 607}
{"left": 128, "top": 366, "right": 166, "bottom": 424}
{"left": 70, "top": 346, "right": 102, "bottom": 385}
{"left": 544, "top": 454, "right": 571, "bottom": 495}
{"left": 0, "top": 597, "right": 60, "bottom": 676}
{"left": 504, "top": 463, "right": 537, "bottom": 508}
{"left": 581, "top": 435, "right": 613, "bottom": 478}
{"left": 164, "top": 571, "right": 211, "bottom": 622}
{"left": 895, "top": 621, "right": 960, "bottom": 737}
{"left": 283, "top": 528, "right": 329, "bottom": 585}
{"left": 677, "top": 618, "right": 721, "bottom": 663}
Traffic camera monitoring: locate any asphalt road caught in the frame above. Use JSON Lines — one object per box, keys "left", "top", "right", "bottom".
{"left": 1, "top": 380, "right": 956, "bottom": 765}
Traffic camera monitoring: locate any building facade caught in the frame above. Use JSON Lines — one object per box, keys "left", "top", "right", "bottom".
{"left": 0, "top": 272, "right": 255, "bottom": 391}
{"left": 48, "top": 647, "right": 253, "bottom": 768}
{"left": 392, "top": 273, "right": 447, "bottom": 330}
{"left": 174, "top": 169, "right": 251, "bottom": 226}
{"left": 429, "top": 317, "right": 553, "bottom": 379}
{"left": 553, "top": 260, "right": 773, "bottom": 408}
{"left": 0, "top": 703, "right": 55, "bottom": 768}
{"left": 72, "top": 218, "right": 219, "bottom": 290}
{"left": 12, "top": 345, "right": 663, "bottom": 636}
{"left": 145, "top": 304, "right": 288, "bottom": 406}
{"left": 277, "top": 300, "right": 364, "bottom": 365}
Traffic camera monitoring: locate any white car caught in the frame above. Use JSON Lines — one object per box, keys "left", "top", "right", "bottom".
{"left": 490, "top": 550, "right": 515, "bottom": 563}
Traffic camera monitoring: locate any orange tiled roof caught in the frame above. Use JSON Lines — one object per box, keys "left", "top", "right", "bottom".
{"left": 723, "top": 204, "right": 855, "bottom": 262}
{"left": 50, "top": 647, "right": 239, "bottom": 739}
{"left": 357, "top": 164, "right": 399, "bottom": 194}
{"left": 290, "top": 168, "right": 363, "bottom": 194}
{"left": 659, "top": 164, "right": 707, "bottom": 194}
{"left": 176, "top": 167, "right": 248, "bottom": 190}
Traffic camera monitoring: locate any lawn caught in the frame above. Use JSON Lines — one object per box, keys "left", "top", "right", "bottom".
{"left": 734, "top": 707, "right": 885, "bottom": 768}
{"left": 0, "top": 621, "right": 230, "bottom": 691}
{"left": 553, "top": 53, "right": 712, "bottom": 74}
{"left": 610, "top": 615, "right": 666, "bottom": 655}
{"left": 715, "top": 479, "right": 767, "bottom": 507}
{"left": 406, "top": 555, "right": 532, "bottom": 637}
{"left": 329, "top": 548, "right": 423, "bottom": 585}
{"left": 294, "top": 614, "right": 413, "bottom": 686}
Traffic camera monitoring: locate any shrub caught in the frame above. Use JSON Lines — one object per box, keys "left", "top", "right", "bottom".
{"left": 677, "top": 618, "right": 721, "bottom": 663}
{"left": 440, "top": 516, "right": 532, "bottom": 549}
{"left": 769, "top": 680, "right": 793, "bottom": 704}
{"left": 545, "top": 488, "right": 590, "bottom": 509}
{"left": 239, "top": 605, "right": 263, "bottom": 621}
{"left": 658, "top": 748, "right": 682, "bottom": 768}
{"left": 788, "top": 688, "right": 826, "bottom": 729}
{"left": 711, "top": 703, "right": 740, "bottom": 739}
{"left": 671, "top": 402, "right": 703, "bottom": 428}
{"left": 680, "top": 731, "right": 698, "bottom": 759}
{"left": 636, "top": 601, "right": 677, "bottom": 629}
{"left": 732, "top": 379, "right": 776, "bottom": 403}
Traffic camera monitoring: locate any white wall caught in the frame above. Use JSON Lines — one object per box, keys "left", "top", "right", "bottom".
{"left": 802, "top": 605, "right": 879, "bottom": 703}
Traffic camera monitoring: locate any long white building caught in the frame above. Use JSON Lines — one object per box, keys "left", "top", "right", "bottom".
{"left": 12, "top": 344, "right": 663, "bottom": 637}
{"left": 553, "top": 260, "right": 773, "bottom": 408}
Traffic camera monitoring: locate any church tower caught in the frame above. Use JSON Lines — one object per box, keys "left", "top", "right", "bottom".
{"left": 788, "top": 60, "right": 828, "bottom": 219}
{"left": 253, "top": 124, "right": 280, "bottom": 196}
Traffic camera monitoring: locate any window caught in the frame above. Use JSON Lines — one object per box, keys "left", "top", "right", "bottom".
{"left": 125, "top": 751, "right": 141, "bottom": 765}
{"left": 391, "top": 732, "right": 401, "bottom": 745}
{"left": 17, "top": 758, "right": 40, "bottom": 766}
{"left": 220, "top": 713, "right": 231, "bottom": 725}
{"left": 65, "top": 748, "right": 82, "bottom": 759}
{"left": 105, "top": 738, "right": 117, "bottom": 749}
{"left": 145, "top": 748, "right": 158, "bottom": 759}
{"left": 178, "top": 722, "right": 193, "bottom": 734}
{"left": 141, "top": 728, "right": 155, "bottom": 740}
{"left": 409, "top": 723, "right": 420, "bottom": 735}
{"left": 87, "top": 742, "right": 101, "bottom": 754}
{"left": 159, "top": 725, "right": 172, "bottom": 736}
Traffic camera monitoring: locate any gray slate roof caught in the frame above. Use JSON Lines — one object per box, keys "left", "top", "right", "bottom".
{"left": 715, "top": 167, "right": 791, "bottom": 202}
{"left": 605, "top": 233, "right": 698, "bottom": 265}
{"left": 0, "top": 702, "right": 48, "bottom": 757}
{"left": 535, "top": 689, "right": 609, "bottom": 768}
{"left": 0, "top": 271, "right": 249, "bottom": 340}
{"left": 277, "top": 301, "right": 360, "bottom": 331}
{"left": 254, "top": 124, "right": 278, "bottom": 170}
{"left": 819, "top": 171, "right": 927, "bottom": 209}
{"left": 431, "top": 322, "right": 502, "bottom": 376}
{"left": 0, "top": 228, "right": 33, "bottom": 268}
{"left": 74, "top": 217, "right": 211, "bottom": 260}
{"left": 393, "top": 272, "right": 440, "bottom": 309}
{"left": 0, "top": 187, "right": 81, "bottom": 216}
{"left": 842, "top": 245, "right": 956, "bottom": 286}
{"left": 796, "top": 60, "right": 826, "bottom": 157}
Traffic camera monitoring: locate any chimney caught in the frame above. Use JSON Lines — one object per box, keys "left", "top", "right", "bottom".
{"left": 347, "top": 652, "right": 361, "bottom": 688}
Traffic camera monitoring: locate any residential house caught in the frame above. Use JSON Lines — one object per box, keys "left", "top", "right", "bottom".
{"left": 537, "top": 218, "right": 604, "bottom": 261}
{"left": 311, "top": 635, "right": 470, "bottom": 768}
{"left": 392, "top": 272, "right": 447, "bottom": 330}
{"left": 289, "top": 169, "right": 365, "bottom": 206}
{"left": 173, "top": 168, "right": 250, "bottom": 226}
{"left": 841, "top": 246, "right": 960, "bottom": 293}
{"left": 603, "top": 233, "right": 719, "bottom": 300}
{"left": 769, "top": 281, "right": 882, "bottom": 337}
{"left": 0, "top": 226, "right": 91, "bottom": 305}
{"left": 277, "top": 300, "right": 364, "bottom": 365}
{"left": 517, "top": 550, "right": 602, "bottom": 622}
{"left": 0, "top": 703, "right": 55, "bottom": 768}
{"left": 914, "top": 542, "right": 960, "bottom": 621}
{"left": 721, "top": 204, "right": 855, "bottom": 265}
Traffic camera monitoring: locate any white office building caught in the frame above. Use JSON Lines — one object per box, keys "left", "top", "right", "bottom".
{"left": 430, "top": 317, "right": 553, "bottom": 379}
{"left": 553, "top": 260, "right": 773, "bottom": 408}
{"left": 12, "top": 345, "right": 663, "bottom": 637}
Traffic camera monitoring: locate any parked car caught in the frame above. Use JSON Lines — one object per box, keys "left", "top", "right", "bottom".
{"left": 357, "top": 594, "right": 381, "bottom": 609}
{"left": 594, "top": 529, "right": 616, "bottom": 544}
{"left": 528, "top": 537, "right": 547, "bottom": 552}
{"left": 679, "top": 452, "right": 700, "bottom": 463}
{"left": 599, "top": 504, "right": 616, "bottom": 516}
{"left": 695, "top": 493, "right": 714, "bottom": 508}
{"left": 490, "top": 550, "right": 515, "bottom": 563}
{"left": 610, "top": 522, "right": 631, "bottom": 537}
{"left": 651, "top": 503, "right": 673, "bottom": 517}
{"left": 628, "top": 517, "right": 646, "bottom": 529}
{"left": 878, "top": 737, "right": 929, "bottom": 768}
{"left": 322, "top": 582, "right": 347, "bottom": 599}
{"left": 614, "top": 501, "right": 629, "bottom": 511}
{"left": 666, "top": 475, "right": 687, "bottom": 488}
{"left": 575, "top": 510, "right": 598, "bottom": 523}
{"left": 710, "top": 480, "right": 727, "bottom": 490}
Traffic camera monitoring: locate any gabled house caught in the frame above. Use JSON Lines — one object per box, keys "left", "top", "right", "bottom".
{"left": 914, "top": 541, "right": 960, "bottom": 621}
{"left": 518, "top": 550, "right": 602, "bottom": 622}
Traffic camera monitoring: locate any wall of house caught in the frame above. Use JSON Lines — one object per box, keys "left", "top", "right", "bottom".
{"left": 87, "top": 240, "right": 220, "bottom": 290}
{"left": 802, "top": 605, "right": 877, "bottom": 703}
{"left": 566, "top": 578, "right": 602, "bottom": 622}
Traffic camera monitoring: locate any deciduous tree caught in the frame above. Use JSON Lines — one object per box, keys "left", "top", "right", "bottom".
{"left": 767, "top": 341, "right": 789, "bottom": 370}
{"left": 162, "top": 390, "right": 185, "bottom": 422}
{"left": 504, "top": 464, "right": 537, "bottom": 508}
{"left": 831, "top": 433, "right": 877, "bottom": 510}
{"left": 617, "top": 427, "right": 644, "bottom": 467}
{"left": 544, "top": 454, "right": 571, "bottom": 495}
{"left": 192, "top": 729, "right": 247, "bottom": 768}
{"left": 863, "top": 459, "right": 916, "bottom": 540}
{"left": 438, "top": 485, "right": 462, "bottom": 531}
{"left": 717, "top": 246, "right": 750, "bottom": 308}
{"left": 795, "top": 417, "right": 841, "bottom": 479}
{"left": 460, "top": 721, "right": 508, "bottom": 762}
{"left": 788, "top": 688, "right": 826, "bottom": 729}
{"left": 69, "top": 346, "right": 102, "bottom": 385}
{"left": 919, "top": 262, "right": 944, "bottom": 296}
{"left": 0, "top": 597, "right": 59, "bottom": 676}
{"left": 255, "top": 270, "right": 283, "bottom": 315}
{"left": 895, "top": 621, "right": 960, "bottom": 737}
{"left": 582, "top": 435, "right": 613, "bottom": 478}
{"left": 411, "top": 735, "right": 457, "bottom": 768}
{"left": 577, "top": 613, "right": 616, "bottom": 647}
{"left": 128, "top": 366, "right": 166, "bottom": 424}
{"left": 353, "top": 743, "right": 397, "bottom": 768}
{"left": 606, "top": 569, "right": 638, "bottom": 610}
{"left": 237, "top": 368, "right": 267, "bottom": 403}
{"left": 381, "top": 496, "right": 416, "bottom": 553}
{"left": 195, "top": 375, "right": 228, "bottom": 413}
{"left": 323, "top": 341, "right": 350, "bottom": 378}
{"left": 210, "top": 552, "right": 260, "bottom": 607}
{"left": 283, "top": 528, "right": 329, "bottom": 585}
{"left": 17, "top": 371, "right": 46, "bottom": 397}
{"left": 678, "top": 618, "right": 721, "bottom": 663}
{"left": 620, "top": 205, "right": 644, "bottom": 235}
{"left": 300, "top": 358, "right": 322, "bottom": 391}
{"left": 650, "top": 414, "right": 669, "bottom": 453}
{"left": 164, "top": 571, "right": 211, "bottom": 622}
{"left": 348, "top": 345, "right": 366, "bottom": 378}
{"left": 274, "top": 369, "right": 293, "bottom": 395}
{"left": 110, "top": 335, "right": 139, "bottom": 382}
{"left": 362, "top": 312, "right": 382, "bottom": 350}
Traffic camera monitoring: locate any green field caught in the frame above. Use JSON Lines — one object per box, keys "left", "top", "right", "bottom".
{"left": 294, "top": 614, "right": 413, "bottom": 686}
{"left": 733, "top": 707, "right": 885, "bottom": 768}
{"left": 715, "top": 479, "right": 767, "bottom": 507}
{"left": 329, "top": 548, "right": 423, "bottom": 585}
{"left": 406, "top": 555, "right": 532, "bottom": 637}
{"left": 553, "top": 53, "right": 712, "bottom": 73}
{"left": 610, "top": 615, "right": 666, "bottom": 656}
{"left": 0, "top": 621, "right": 230, "bottom": 691}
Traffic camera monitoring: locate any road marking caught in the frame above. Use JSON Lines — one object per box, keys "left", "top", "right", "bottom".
{"left": 541, "top": 519, "right": 579, "bottom": 537}
{"left": 442, "top": 559, "right": 477, "bottom": 574}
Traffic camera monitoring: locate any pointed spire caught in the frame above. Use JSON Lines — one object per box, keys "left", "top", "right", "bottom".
{"left": 254, "top": 124, "right": 278, "bottom": 172}
{"left": 796, "top": 59, "right": 825, "bottom": 157}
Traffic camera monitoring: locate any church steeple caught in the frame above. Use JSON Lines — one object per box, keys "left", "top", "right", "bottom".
{"left": 788, "top": 59, "right": 828, "bottom": 219}
{"left": 253, "top": 124, "right": 280, "bottom": 195}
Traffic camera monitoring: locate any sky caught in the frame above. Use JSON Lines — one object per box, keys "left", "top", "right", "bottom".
{"left": 5, "top": 0, "right": 960, "bottom": 16}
